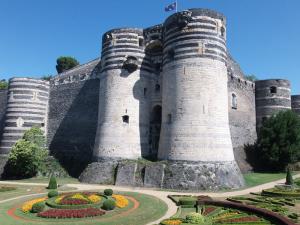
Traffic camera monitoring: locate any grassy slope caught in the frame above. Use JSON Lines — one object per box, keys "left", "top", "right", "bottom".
{"left": 243, "top": 172, "right": 288, "bottom": 187}
{"left": 0, "top": 191, "right": 168, "bottom": 225}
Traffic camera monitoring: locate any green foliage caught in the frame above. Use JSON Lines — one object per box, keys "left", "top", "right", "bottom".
{"left": 179, "top": 197, "right": 197, "bottom": 206}
{"left": 286, "top": 168, "right": 294, "bottom": 185}
{"left": 0, "top": 79, "right": 8, "bottom": 89}
{"left": 0, "top": 186, "right": 16, "bottom": 192}
{"left": 185, "top": 212, "right": 210, "bottom": 224}
{"left": 48, "top": 190, "right": 59, "bottom": 198}
{"left": 56, "top": 56, "right": 79, "bottom": 73}
{"left": 6, "top": 127, "right": 48, "bottom": 178}
{"left": 23, "top": 126, "right": 45, "bottom": 148}
{"left": 245, "top": 74, "right": 258, "bottom": 81}
{"left": 104, "top": 189, "right": 113, "bottom": 196}
{"left": 102, "top": 199, "right": 116, "bottom": 210}
{"left": 31, "top": 202, "right": 45, "bottom": 213}
{"left": 47, "top": 175, "right": 58, "bottom": 189}
{"left": 40, "top": 75, "right": 52, "bottom": 81}
{"left": 255, "top": 110, "right": 300, "bottom": 171}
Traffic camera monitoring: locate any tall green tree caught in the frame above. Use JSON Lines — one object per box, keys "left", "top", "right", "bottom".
{"left": 0, "top": 79, "right": 8, "bottom": 89}
{"left": 6, "top": 127, "right": 47, "bottom": 178}
{"left": 55, "top": 56, "right": 79, "bottom": 73}
{"left": 256, "top": 110, "right": 300, "bottom": 171}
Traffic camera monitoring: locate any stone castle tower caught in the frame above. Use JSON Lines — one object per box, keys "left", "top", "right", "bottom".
{"left": 0, "top": 8, "right": 299, "bottom": 190}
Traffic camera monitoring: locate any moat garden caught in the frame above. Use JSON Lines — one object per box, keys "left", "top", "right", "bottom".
{"left": 0, "top": 173, "right": 299, "bottom": 225}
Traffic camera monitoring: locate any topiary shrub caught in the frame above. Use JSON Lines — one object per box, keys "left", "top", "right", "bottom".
{"left": 47, "top": 175, "right": 57, "bottom": 189}
{"left": 48, "top": 190, "right": 59, "bottom": 198}
{"left": 104, "top": 189, "right": 113, "bottom": 196}
{"left": 31, "top": 202, "right": 45, "bottom": 213}
{"left": 286, "top": 167, "right": 294, "bottom": 185}
{"left": 102, "top": 199, "right": 116, "bottom": 210}
{"left": 185, "top": 212, "right": 209, "bottom": 224}
{"left": 179, "top": 197, "right": 197, "bottom": 206}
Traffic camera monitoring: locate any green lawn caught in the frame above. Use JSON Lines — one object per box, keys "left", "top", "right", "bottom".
{"left": 0, "top": 191, "right": 168, "bottom": 225}
{"left": 243, "top": 172, "right": 298, "bottom": 187}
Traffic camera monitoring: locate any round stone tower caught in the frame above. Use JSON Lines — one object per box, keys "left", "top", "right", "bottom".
{"left": 158, "top": 9, "right": 244, "bottom": 189}
{"left": 255, "top": 79, "right": 291, "bottom": 126}
{"left": 93, "top": 28, "right": 153, "bottom": 160}
{"left": 291, "top": 95, "right": 300, "bottom": 116}
{"left": 0, "top": 78, "right": 50, "bottom": 154}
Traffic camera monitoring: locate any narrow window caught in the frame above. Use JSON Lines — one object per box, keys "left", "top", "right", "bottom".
{"left": 270, "top": 86, "right": 277, "bottom": 94}
{"left": 122, "top": 115, "right": 129, "bottom": 124}
{"left": 139, "top": 38, "right": 144, "bottom": 47}
{"left": 221, "top": 27, "right": 225, "bottom": 37}
{"left": 144, "top": 88, "right": 147, "bottom": 97}
{"left": 167, "top": 114, "right": 172, "bottom": 124}
{"left": 155, "top": 84, "right": 160, "bottom": 93}
{"left": 41, "top": 123, "right": 45, "bottom": 127}
{"left": 232, "top": 93, "right": 237, "bottom": 109}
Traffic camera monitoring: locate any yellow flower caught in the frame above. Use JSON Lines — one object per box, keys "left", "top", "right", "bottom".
{"left": 112, "top": 194, "right": 129, "bottom": 208}
{"left": 70, "top": 193, "right": 88, "bottom": 201}
{"left": 21, "top": 197, "right": 47, "bottom": 213}
{"left": 214, "top": 212, "right": 239, "bottom": 220}
{"left": 88, "top": 194, "right": 101, "bottom": 203}
{"left": 162, "top": 219, "right": 182, "bottom": 225}
{"left": 55, "top": 195, "right": 64, "bottom": 204}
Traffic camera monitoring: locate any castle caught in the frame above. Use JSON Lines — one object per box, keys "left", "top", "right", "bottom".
{"left": 0, "top": 9, "right": 299, "bottom": 190}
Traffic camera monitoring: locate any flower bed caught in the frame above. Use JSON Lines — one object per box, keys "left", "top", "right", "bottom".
{"left": 37, "top": 208, "right": 105, "bottom": 218}
{"left": 22, "top": 197, "right": 47, "bottom": 213}
{"left": 112, "top": 194, "right": 129, "bottom": 208}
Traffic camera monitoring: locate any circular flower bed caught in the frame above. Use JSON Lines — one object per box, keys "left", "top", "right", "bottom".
{"left": 55, "top": 193, "right": 102, "bottom": 205}
{"left": 21, "top": 197, "right": 48, "bottom": 213}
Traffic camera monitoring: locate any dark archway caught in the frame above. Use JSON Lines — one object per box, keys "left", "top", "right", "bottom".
{"left": 148, "top": 105, "right": 162, "bottom": 160}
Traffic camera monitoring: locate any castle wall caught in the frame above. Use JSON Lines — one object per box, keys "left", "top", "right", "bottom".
{"left": 255, "top": 79, "right": 291, "bottom": 126}
{"left": 228, "top": 76, "right": 256, "bottom": 172}
{"left": 93, "top": 28, "right": 155, "bottom": 160}
{"left": 0, "top": 78, "right": 50, "bottom": 154}
{"left": 47, "top": 79, "right": 99, "bottom": 176}
{"left": 292, "top": 95, "right": 300, "bottom": 116}
{"left": 158, "top": 9, "right": 235, "bottom": 162}
{"left": 0, "top": 89, "right": 8, "bottom": 140}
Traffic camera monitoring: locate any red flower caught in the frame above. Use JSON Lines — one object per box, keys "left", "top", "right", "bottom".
{"left": 37, "top": 208, "right": 105, "bottom": 218}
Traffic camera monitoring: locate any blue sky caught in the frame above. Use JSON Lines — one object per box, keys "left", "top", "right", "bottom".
{"left": 0, "top": 0, "right": 299, "bottom": 94}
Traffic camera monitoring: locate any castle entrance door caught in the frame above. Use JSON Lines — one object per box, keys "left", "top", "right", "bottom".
{"left": 149, "top": 105, "right": 162, "bottom": 159}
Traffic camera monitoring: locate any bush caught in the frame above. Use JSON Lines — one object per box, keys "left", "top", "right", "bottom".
{"left": 286, "top": 167, "right": 294, "bottom": 185}
{"left": 56, "top": 56, "right": 79, "bottom": 73}
{"left": 5, "top": 127, "right": 48, "bottom": 178}
{"left": 104, "top": 189, "right": 113, "bottom": 196}
{"left": 31, "top": 202, "right": 45, "bottom": 213}
{"left": 185, "top": 212, "right": 207, "bottom": 224}
{"left": 179, "top": 197, "right": 197, "bottom": 206}
{"left": 48, "top": 175, "right": 58, "bottom": 189}
{"left": 255, "top": 110, "right": 300, "bottom": 171}
{"left": 102, "top": 199, "right": 116, "bottom": 210}
{"left": 48, "top": 190, "right": 59, "bottom": 198}
{"left": 0, "top": 79, "right": 8, "bottom": 89}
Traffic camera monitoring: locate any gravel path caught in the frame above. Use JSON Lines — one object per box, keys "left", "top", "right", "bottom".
{"left": 1, "top": 173, "right": 299, "bottom": 225}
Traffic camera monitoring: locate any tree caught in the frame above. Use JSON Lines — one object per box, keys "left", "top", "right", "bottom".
{"left": 245, "top": 74, "right": 258, "bottom": 81}
{"left": 256, "top": 110, "right": 300, "bottom": 171}
{"left": 41, "top": 75, "right": 52, "bottom": 81}
{"left": 0, "top": 79, "right": 8, "bottom": 89}
{"left": 6, "top": 127, "right": 47, "bottom": 178}
{"left": 55, "top": 56, "right": 79, "bottom": 73}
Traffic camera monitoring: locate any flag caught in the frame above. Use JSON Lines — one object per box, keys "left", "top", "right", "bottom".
{"left": 165, "top": 2, "right": 177, "bottom": 12}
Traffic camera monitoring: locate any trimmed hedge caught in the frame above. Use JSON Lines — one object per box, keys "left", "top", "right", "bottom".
{"left": 104, "top": 189, "right": 113, "bottom": 196}
{"left": 179, "top": 197, "right": 197, "bottom": 206}
{"left": 47, "top": 175, "right": 57, "bottom": 189}
{"left": 31, "top": 202, "right": 45, "bottom": 213}
{"left": 46, "top": 197, "right": 103, "bottom": 210}
{"left": 262, "top": 189, "right": 300, "bottom": 198}
{"left": 48, "top": 190, "right": 58, "bottom": 198}
{"left": 102, "top": 199, "right": 116, "bottom": 210}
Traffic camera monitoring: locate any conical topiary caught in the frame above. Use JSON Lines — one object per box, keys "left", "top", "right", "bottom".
{"left": 285, "top": 167, "right": 294, "bottom": 185}
{"left": 47, "top": 175, "right": 58, "bottom": 189}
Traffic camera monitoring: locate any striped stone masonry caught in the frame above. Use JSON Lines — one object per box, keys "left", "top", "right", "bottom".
{"left": 255, "top": 79, "right": 291, "bottom": 126}
{"left": 292, "top": 95, "right": 300, "bottom": 116}
{"left": 0, "top": 78, "right": 50, "bottom": 154}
